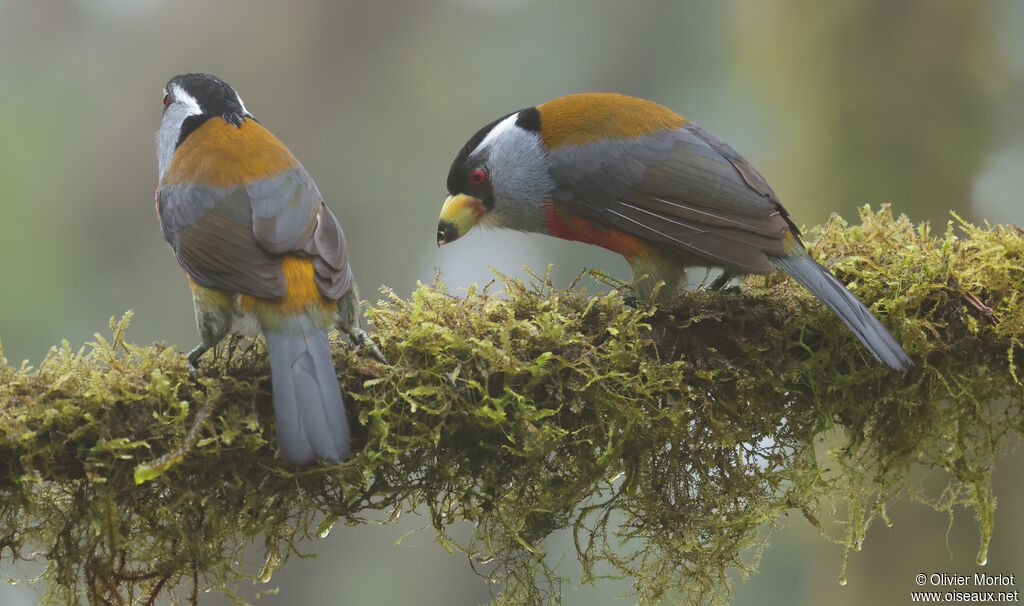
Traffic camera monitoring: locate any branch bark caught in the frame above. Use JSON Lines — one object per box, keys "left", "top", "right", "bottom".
{"left": 1, "top": 206, "right": 1021, "bottom": 605}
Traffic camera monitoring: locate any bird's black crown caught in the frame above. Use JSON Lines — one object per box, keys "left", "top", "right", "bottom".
{"left": 166, "top": 73, "right": 247, "bottom": 126}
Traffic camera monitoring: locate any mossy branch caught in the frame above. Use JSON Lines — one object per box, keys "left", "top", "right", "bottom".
{"left": 1, "top": 206, "right": 1022, "bottom": 605}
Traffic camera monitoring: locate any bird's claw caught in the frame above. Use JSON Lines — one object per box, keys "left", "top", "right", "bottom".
{"left": 185, "top": 361, "right": 208, "bottom": 394}
{"left": 341, "top": 326, "right": 387, "bottom": 364}
{"left": 707, "top": 271, "right": 737, "bottom": 292}
{"left": 186, "top": 354, "right": 202, "bottom": 378}
{"left": 185, "top": 345, "right": 209, "bottom": 391}
{"left": 223, "top": 333, "right": 242, "bottom": 369}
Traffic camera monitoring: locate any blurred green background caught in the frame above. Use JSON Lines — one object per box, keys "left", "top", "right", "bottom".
{"left": 1, "top": 1, "right": 1023, "bottom": 604}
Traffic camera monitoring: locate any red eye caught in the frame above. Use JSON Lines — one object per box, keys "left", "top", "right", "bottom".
{"left": 162, "top": 92, "right": 170, "bottom": 107}
{"left": 470, "top": 166, "right": 488, "bottom": 186}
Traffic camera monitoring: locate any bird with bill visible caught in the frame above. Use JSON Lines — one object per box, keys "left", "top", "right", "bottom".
{"left": 436, "top": 93, "right": 912, "bottom": 371}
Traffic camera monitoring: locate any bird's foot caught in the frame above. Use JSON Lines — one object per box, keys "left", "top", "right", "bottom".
{"left": 223, "top": 334, "right": 242, "bottom": 369}
{"left": 706, "top": 272, "right": 732, "bottom": 291}
{"left": 186, "top": 347, "right": 204, "bottom": 376}
{"left": 342, "top": 326, "right": 387, "bottom": 364}
{"left": 185, "top": 344, "right": 209, "bottom": 389}
{"left": 707, "top": 271, "right": 740, "bottom": 293}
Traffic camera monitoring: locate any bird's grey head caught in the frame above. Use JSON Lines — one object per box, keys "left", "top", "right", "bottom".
{"left": 437, "top": 108, "right": 553, "bottom": 245}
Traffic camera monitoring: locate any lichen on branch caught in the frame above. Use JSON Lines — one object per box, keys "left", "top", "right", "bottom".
{"left": 0, "top": 206, "right": 1022, "bottom": 605}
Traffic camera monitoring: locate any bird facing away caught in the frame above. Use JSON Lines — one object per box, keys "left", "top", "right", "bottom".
{"left": 156, "top": 73, "right": 376, "bottom": 464}
{"left": 436, "top": 93, "right": 912, "bottom": 371}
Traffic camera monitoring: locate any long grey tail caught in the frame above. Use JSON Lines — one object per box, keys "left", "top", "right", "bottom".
{"left": 263, "top": 320, "right": 351, "bottom": 465}
{"left": 771, "top": 252, "right": 913, "bottom": 372}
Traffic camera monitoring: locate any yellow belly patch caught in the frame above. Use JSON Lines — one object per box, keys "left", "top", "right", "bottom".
{"left": 235, "top": 256, "right": 335, "bottom": 329}
{"left": 187, "top": 274, "right": 234, "bottom": 313}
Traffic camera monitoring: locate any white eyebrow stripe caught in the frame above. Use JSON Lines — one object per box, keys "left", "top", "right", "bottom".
{"left": 472, "top": 112, "right": 520, "bottom": 155}
{"left": 234, "top": 90, "right": 249, "bottom": 115}
{"left": 171, "top": 83, "right": 202, "bottom": 117}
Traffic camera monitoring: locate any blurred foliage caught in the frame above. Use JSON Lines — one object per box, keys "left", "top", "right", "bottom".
{"left": 732, "top": 1, "right": 1005, "bottom": 225}
{"left": 0, "top": 206, "right": 1022, "bottom": 605}
{"left": 2, "top": 0, "right": 1021, "bottom": 371}
{"left": 0, "top": 3, "right": 1021, "bottom": 605}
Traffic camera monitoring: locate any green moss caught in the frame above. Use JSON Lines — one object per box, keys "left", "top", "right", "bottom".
{"left": 0, "top": 205, "right": 1021, "bottom": 604}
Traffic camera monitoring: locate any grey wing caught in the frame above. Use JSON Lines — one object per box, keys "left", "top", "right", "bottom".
{"left": 548, "top": 122, "right": 796, "bottom": 274}
{"left": 158, "top": 183, "right": 287, "bottom": 297}
{"left": 157, "top": 166, "right": 353, "bottom": 299}
{"left": 247, "top": 168, "right": 353, "bottom": 299}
